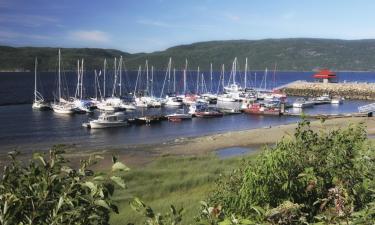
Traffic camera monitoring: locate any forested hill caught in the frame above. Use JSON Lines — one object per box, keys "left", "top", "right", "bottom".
{"left": 2, "top": 38, "right": 375, "bottom": 72}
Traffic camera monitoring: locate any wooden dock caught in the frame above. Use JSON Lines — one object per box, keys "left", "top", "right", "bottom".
{"left": 282, "top": 112, "right": 370, "bottom": 119}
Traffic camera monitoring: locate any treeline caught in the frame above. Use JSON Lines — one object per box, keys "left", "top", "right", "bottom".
{"left": 3, "top": 38, "right": 375, "bottom": 72}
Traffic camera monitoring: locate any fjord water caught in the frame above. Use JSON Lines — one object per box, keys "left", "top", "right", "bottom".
{"left": 0, "top": 71, "right": 373, "bottom": 151}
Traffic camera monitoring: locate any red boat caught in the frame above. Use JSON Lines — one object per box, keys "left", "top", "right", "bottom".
{"left": 243, "top": 103, "right": 281, "bottom": 116}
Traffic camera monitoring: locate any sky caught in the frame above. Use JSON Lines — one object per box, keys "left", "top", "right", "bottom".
{"left": 1, "top": 0, "right": 375, "bottom": 53}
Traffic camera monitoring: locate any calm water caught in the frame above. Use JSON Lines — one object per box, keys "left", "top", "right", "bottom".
{"left": 0, "top": 71, "right": 374, "bottom": 151}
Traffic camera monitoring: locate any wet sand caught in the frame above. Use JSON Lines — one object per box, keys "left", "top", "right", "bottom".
{"left": 2, "top": 117, "right": 374, "bottom": 169}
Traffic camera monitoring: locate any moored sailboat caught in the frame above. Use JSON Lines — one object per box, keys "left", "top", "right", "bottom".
{"left": 51, "top": 49, "right": 76, "bottom": 114}
{"left": 32, "top": 57, "right": 50, "bottom": 110}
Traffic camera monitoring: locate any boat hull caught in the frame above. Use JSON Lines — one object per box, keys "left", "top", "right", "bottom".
{"left": 89, "top": 121, "right": 128, "bottom": 129}
{"left": 195, "top": 112, "right": 223, "bottom": 118}
{"left": 243, "top": 108, "right": 281, "bottom": 116}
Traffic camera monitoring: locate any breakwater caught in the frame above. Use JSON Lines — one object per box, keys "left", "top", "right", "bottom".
{"left": 281, "top": 80, "right": 375, "bottom": 100}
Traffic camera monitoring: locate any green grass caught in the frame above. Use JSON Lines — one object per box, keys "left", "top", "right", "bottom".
{"left": 109, "top": 153, "right": 255, "bottom": 224}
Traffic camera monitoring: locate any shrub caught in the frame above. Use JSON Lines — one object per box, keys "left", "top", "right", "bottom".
{"left": 208, "top": 120, "right": 375, "bottom": 223}
{"left": 0, "top": 145, "right": 128, "bottom": 225}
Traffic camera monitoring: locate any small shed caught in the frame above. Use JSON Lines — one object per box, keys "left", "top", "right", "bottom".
{"left": 313, "top": 69, "right": 337, "bottom": 83}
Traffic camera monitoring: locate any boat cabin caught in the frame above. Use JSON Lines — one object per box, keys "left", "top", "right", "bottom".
{"left": 313, "top": 69, "right": 337, "bottom": 84}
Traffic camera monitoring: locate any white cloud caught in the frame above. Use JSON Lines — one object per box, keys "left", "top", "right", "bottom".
{"left": 69, "top": 30, "right": 110, "bottom": 43}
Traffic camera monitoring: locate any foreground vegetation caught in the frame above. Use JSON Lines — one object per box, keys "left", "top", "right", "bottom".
{"left": 1, "top": 119, "right": 374, "bottom": 224}
{"left": 4, "top": 38, "right": 375, "bottom": 71}
{"left": 110, "top": 155, "right": 245, "bottom": 224}
{"left": 206, "top": 120, "right": 375, "bottom": 224}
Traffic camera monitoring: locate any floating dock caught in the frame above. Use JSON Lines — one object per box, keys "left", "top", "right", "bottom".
{"left": 279, "top": 80, "right": 375, "bottom": 100}
{"left": 282, "top": 112, "right": 369, "bottom": 119}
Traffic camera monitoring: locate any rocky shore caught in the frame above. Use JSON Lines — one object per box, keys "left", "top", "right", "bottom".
{"left": 282, "top": 80, "right": 375, "bottom": 100}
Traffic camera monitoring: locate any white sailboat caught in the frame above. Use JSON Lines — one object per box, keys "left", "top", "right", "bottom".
{"left": 51, "top": 49, "right": 76, "bottom": 114}
{"left": 161, "top": 58, "right": 183, "bottom": 107}
{"left": 32, "top": 57, "right": 50, "bottom": 110}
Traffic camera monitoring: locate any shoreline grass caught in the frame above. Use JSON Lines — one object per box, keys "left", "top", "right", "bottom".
{"left": 109, "top": 153, "right": 257, "bottom": 224}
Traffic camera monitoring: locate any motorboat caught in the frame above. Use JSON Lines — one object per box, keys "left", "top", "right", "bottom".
{"left": 243, "top": 102, "right": 281, "bottom": 116}
{"left": 166, "top": 109, "right": 192, "bottom": 120}
{"left": 188, "top": 102, "right": 208, "bottom": 115}
{"left": 84, "top": 112, "right": 128, "bottom": 129}
{"left": 131, "top": 115, "right": 164, "bottom": 125}
{"left": 217, "top": 93, "right": 236, "bottom": 102}
{"left": 164, "top": 95, "right": 183, "bottom": 107}
{"left": 331, "top": 97, "right": 344, "bottom": 104}
{"left": 314, "top": 93, "right": 331, "bottom": 103}
{"left": 292, "top": 98, "right": 314, "bottom": 108}
{"left": 195, "top": 108, "right": 224, "bottom": 118}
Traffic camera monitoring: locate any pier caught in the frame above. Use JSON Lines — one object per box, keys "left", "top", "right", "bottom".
{"left": 279, "top": 80, "right": 375, "bottom": 100}
{"left": 282, "top": 112, "right": 370, "bottom": 119}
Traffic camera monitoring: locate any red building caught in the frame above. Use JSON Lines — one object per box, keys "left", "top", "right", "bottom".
{"left": 313, "top": 69, "right": 337, "bottom": 83}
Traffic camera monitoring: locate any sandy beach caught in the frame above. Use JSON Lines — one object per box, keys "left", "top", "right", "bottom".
{"left": 30, "top": 116, "right": 373, "bottom": 169}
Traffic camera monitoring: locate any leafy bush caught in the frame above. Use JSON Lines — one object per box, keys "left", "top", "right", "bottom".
{"left": 208, "top": 120, "right": 375, "bottom": 223}
{"left": 0, "top": 145, "right": 128, "bottom": 225}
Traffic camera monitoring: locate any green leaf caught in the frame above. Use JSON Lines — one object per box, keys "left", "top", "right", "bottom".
{"left": 110, "top": 176, "right": 126, "bottom": 188}
{"left": 93, "top": 175, "right": 105, "bottom": 181}
{"left": 94, "top": 199, "right": 110, "bottom": 210}
{"left": 112, "top": 162, "right": 130, "bottom": 172}
{"left": 56, "top": 196, "right": 64, "bottom": 213}
{"left": 32, "top": 152, "right": 46, "bottom": 166}
{"left": 83, "top": 181, "right": 97, "bottom": 194}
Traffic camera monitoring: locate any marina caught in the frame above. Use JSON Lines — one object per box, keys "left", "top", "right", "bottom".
{"left": 1, "top": 58, "right": 375, "bottom": 152}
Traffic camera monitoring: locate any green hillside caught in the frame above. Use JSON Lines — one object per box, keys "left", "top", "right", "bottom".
{"left": 2, "top": 38, "right": 375, "bottom": 72}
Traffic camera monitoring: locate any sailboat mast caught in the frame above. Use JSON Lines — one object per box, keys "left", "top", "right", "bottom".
{"left": 196, "top": 66, "right": 200, "bottom": 94}
{"left": 146, "top": 60, "right": 149, "bottom": 95}
{"left": 183, "top": 59, "right": 187, "bottom": 94}
{"left": 34, "top": 57, "right": 37, "bottom": 102}
{"left": 210, "top": 63, "right": 213, "bottom": 93}
{"left": 119, "top": 56, "right": 122, "bottom": 96}
{"left": 173, "top": 68, "right": 176, "bottom": 93}
{"left": 94, "top": 70, "right": 98, "bottom": 99}
{"left": 75, "top": 60, "right": 79, "bottom": 99}
{"left": 244, "top": 57, "right": 248, "bottom": 89}
{"left": 134, "top": 65, "right": 141, "bottom": 98}
{"left": 58, "top": 49, "right": 61, "bottom": 101}
{"left": 80, "top": 59, "right": 84, "bottom": 99}
{"left": 264, "top": 68, "right": 268, "bottom": 90}
{"left": 112, "top": 57, "right": 117, "bottom": 97}
{"left": 167, "top": 57, "right": 171, "bottom": 94}
{"left": 233, "top": 57, "right": 237, "bottom": 85}
{"left": 201, "top": 73, "right": 204, "bottom": 93}
{"left": 151, "top": 65, "right": 154, "bottom": 97}
{"left": 103, "top": 58, "right": 106, "bottom": 99}
{"left": 222, "top": 64, "right": 225, "bottom": 92}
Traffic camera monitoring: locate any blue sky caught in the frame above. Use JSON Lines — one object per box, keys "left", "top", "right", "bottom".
{"left": 1, "top": 0, "right": 375, "bottom": 53}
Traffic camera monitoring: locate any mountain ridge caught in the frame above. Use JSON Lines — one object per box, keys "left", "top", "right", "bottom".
{"left": 2, "top": 38, "right": 375, "bottom": 72}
